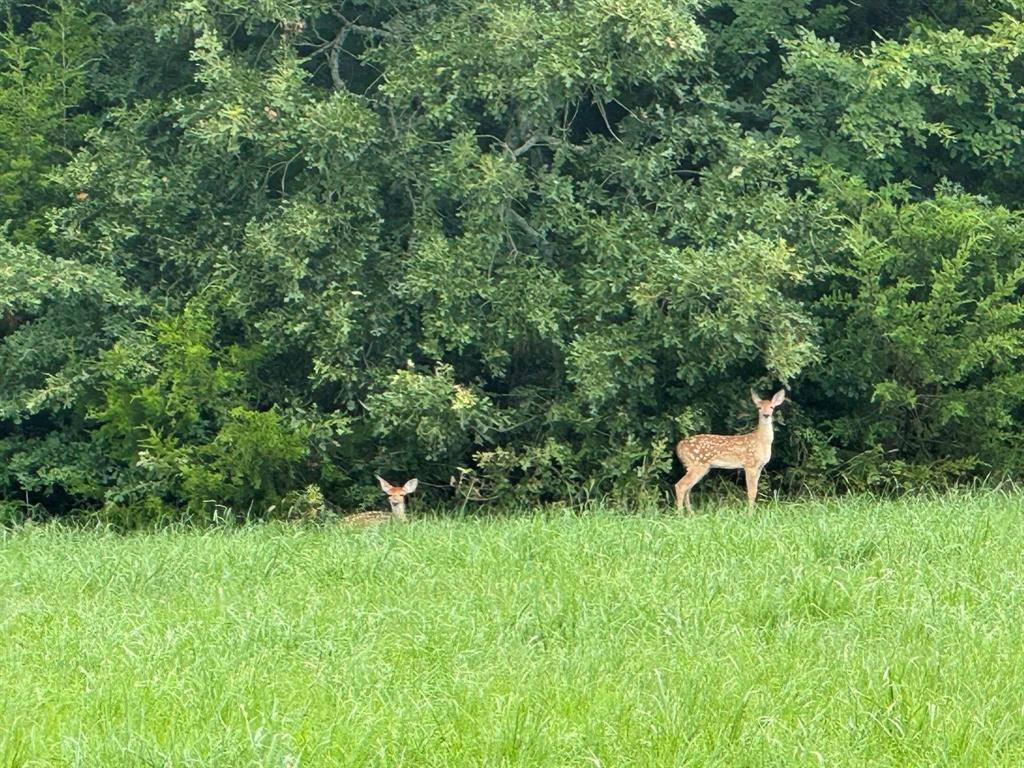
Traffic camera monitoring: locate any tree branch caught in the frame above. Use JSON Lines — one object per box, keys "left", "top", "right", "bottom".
{"left": 507, "top": 133, "right": 584, "bottom": 158}
{"left": 303, "top": 15, "right": 388, "bottom": 90}
{"left": 511, "top": 134, "right": 542, "bottom": 158}
{"left": 595, "top": 99, "right": 621, "bottom": 143}
{"left": 504, "top": 206, "right": 552, "bottom": 256}
{"left": 327, "top": 26, "right": 350, "bottom": 90}
{"left": 331, "top": 12, "right": 391, "bottom": 38}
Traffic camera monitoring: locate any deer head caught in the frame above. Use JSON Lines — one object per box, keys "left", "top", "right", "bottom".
{"left": 375, "top": 476, "right": 419, "bottom": 520}
{"left": 750, "top": 388, "right": 786, "bottom": 424}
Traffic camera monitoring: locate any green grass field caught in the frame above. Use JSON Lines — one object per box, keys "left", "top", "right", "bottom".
{"left": 2, "top": 491, "right": 1023, "bottom": 766}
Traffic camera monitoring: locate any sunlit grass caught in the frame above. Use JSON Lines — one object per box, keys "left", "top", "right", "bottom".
{"left": 2, "top": 490, "right": 1022, "bottom": 766}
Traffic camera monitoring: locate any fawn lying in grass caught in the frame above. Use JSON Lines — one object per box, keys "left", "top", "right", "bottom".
{"left": 343, "top": 476, "right": 419, "bottom": 525}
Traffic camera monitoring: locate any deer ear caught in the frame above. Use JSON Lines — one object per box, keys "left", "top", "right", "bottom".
{"left": 750, "top": 389, "right": 762, "bottom": 406}
{"left": 376, "top": 475, "right": 393, "bottom": 493}
{"left": 770, "top": 389, "right": 786, "bottom": 407}
{"left": 402, "top": 478, "right": 419, "bottom": 494}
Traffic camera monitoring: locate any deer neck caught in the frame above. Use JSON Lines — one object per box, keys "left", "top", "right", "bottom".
{"left": 756, "top": 416, "right": 774, "bottom": 448}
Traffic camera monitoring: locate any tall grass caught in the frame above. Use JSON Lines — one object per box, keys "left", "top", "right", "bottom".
{"left": 2, "top": 491, "right": 1023, "bottom": 766}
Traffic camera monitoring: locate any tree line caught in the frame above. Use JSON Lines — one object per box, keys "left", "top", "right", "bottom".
{"left": 2, "top": 0, "right": 1023, "bottom": 523}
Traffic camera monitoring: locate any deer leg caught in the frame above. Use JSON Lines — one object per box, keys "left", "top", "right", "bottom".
{"left": 675, "top": 467, "right": 708, "bottom": 514}
{"left": 674, "top": 476, "right": 688, "bottom": 512}
{"left": 744, "top": 466, "right": 763, "bottom": 510}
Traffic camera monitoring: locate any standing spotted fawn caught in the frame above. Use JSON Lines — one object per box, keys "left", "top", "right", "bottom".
{"left": 674, "top": 389, "right": 786, "bottom": 513}
{"left": 343, "top": 476, "right": 419, "bottom": 525}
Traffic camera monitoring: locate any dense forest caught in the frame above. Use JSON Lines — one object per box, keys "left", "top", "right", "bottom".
{"left": 2, "top": 0, "right": 1023, "bottom": 522}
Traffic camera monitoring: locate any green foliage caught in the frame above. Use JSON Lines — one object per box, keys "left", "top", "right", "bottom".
{"left": 770, "top": 19, "right": 1024, "bottom": 185}
{"left": 804, "top": 183, "right": 1024, "bottom": 489}
{"left": 3, "top": 0, "right": 1024, "bottom": 519}
{"left": 0, "top": 1, "right": 100, "bottom": 241}
{"left": 89, "top": 306, "right": 313, "bottom": 517}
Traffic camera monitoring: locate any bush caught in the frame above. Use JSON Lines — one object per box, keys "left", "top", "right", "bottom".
{"left": 800, "top": 183, "right": 1024, "bottom": 490}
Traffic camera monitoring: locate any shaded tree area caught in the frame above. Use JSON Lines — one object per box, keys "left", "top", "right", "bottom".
{"left": 3, "top": 0, "right": 1024, "bottom": 522}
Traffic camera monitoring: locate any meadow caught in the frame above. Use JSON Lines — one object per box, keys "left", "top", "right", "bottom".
{"left": 2, "top": 491, "right": 1023, "bottom": 767}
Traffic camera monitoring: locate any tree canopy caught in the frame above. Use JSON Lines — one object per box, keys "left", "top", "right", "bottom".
{"left": 3, "top": 0, "right": 1024, "bottom": 521}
